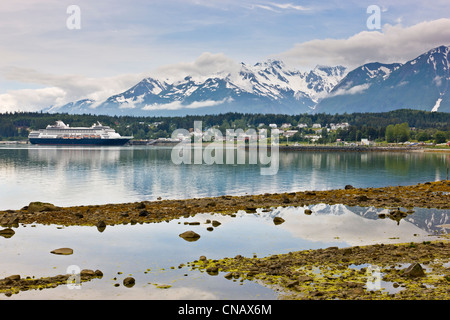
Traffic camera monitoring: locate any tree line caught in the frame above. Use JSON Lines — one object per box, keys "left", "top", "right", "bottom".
{"left": 0, "top": 109, "right": 449, "bottom": 143}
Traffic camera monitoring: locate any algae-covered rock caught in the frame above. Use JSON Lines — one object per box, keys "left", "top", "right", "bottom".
{"left": 123, "top": 277, "right": 135, "bottom": 288}
{"left": 27, "top": 202, "right": 59, "bottom": 214}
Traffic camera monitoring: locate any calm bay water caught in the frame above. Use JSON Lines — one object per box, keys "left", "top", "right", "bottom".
{"left": 1, "top": 145, "right": 449, "bottom": 299}
{"left": 0, "top": 145, "right": 448, "bottom": 210}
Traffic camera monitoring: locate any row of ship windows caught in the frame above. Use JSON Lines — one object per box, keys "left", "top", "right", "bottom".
{"left": 47, "top": 130, "right": 100, "bottom": 133}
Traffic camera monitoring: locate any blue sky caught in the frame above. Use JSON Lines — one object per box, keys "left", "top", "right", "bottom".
{"left": 0, "top": 0, "right": 449, "bottom": 111}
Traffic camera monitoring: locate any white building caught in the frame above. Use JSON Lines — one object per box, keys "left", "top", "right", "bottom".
{"left": 283, "top": 130, "right": 298, "bottom": 137}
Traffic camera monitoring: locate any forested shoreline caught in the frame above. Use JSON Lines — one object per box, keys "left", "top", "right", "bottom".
{"left": 0, "top": 109, "right": 449, "bottom": 144}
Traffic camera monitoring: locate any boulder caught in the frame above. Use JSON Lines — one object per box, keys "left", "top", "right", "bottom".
{"left": 96, "top": 220, "right": 106, "bottom": 232}
{"left": 179, "top": 230, "right": 200, "bottom": 242}
{"left": 6, "top": 275, "right": 20, "bottom": 281}
{"left": 403, "top": 263, "right": 425, "bottom": 277}
{"left": 123, "top": 277, "right": 135, "bottom": 288}
{"left": 206, "top": 266, "right": 219, "bottom": 275}
{"left": 80, "top": 269, "right": 96, "bottom": 277}
{"left": 273, "top": 217, "right": 285, "bottom": 225}
{"left": 0, "top": 228, "right": 15, "bottom": 238}
{"left": 50, "top": 248, "right": 73, "bottom": 255}
{"left": 27, "top": 202, "right": 59, "bottom": 214}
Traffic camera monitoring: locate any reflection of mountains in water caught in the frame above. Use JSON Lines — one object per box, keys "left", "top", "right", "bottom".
{"left": 261, "top": 204, "right": 449, "bottom": 235}
{"left": 348, "top": 205, "right": 449, "bottom": 234}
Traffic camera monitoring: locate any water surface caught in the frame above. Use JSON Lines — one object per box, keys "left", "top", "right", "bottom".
{"left": 1, "top": 204, "right": 448, "bottom": 299}
{"left": 0, "top": 145, "right": 448, "bottom": 210}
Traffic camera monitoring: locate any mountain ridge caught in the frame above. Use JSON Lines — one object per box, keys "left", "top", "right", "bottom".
{"left": 315, "top": 45, "right": 450, "bottom": 114}
{"left": 46, "top": 45, "right": 450, "bottom": 116}
{"left": 47, "top": 60, "right": 347, "bottom": 116}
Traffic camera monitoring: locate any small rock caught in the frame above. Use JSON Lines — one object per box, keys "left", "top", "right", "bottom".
{"left": 224, "top": 272, "right": 233, "bottom": 280}
{"left": 206, "top": 266, "right": 219, "bottom": 275}
{"left": 135, "top": 202, "right": 146, "bottom": 209}
{"left": 344, "top": 185, "right": 354, "bottom": 190}
{"left": 0, "top": 228, "right": 15, "bottom": 238}
{"left": 80, "top": 269, "right": 96, "bottom": 277}
{"left": 51, "top": 248, "right": 73, "bottom": 255}
{"left": 403, "top": 263, "right": 425, "bottom": 277}
{"left": 96, "top": 220, "right": 106, "bottom": 232}
{"left": 6, "top": 275, "right": 20, "bottom": 281}
{"left": 273, "top": 217, "right": 285, "bottom": 225}
{"left": 139, "top": 210, "right": 149, "bottom": 217}
{"left": 94, "top": 270, "right": 103, "bottom": 277}
{"left": 123, "top": 277, "right": 135, "bottom": 288}
{"left": 304, "top": 209, "right": 312, "bottom": 215}
{"left": 179, "top": 230, "right": 200, "bottom": 242}
{"left": 211, "top": 220, "right": 221, "bottom": 227}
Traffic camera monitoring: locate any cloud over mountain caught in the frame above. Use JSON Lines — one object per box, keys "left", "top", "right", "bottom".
{"left": 278, "top": 18, "right": 450, "bottom": 69}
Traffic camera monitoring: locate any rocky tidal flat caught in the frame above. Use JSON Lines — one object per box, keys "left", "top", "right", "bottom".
{"left": 187, "top": 241, "right": 450, "bottom": 300}
{"left": 0, "top": 180, "right": 449, "bottom": 299}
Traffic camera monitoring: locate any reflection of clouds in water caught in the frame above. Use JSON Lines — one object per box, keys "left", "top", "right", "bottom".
{"left": 27, "top": 147, "right": 123, "bottom": 165}
{"left": 5, "top": 281, "right": 219, "bottom": 300}
{"left": 262, "top": 205, "right": 435, "bottom": 246}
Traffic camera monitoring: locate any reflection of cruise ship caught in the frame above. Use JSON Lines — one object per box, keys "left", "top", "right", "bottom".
{"left": 28, "top": 121, "right": 133, "bottom": 146}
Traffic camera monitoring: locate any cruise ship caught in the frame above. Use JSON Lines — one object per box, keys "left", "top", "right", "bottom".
{"left": 28, "top": 121, "right": 133, "bottom": 146}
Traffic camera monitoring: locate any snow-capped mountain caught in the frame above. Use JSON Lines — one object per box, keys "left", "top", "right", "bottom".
{"left": 46, "top": 45, "right": 450, "bottom": 116}
{"left": 49, "top": 60, "right": 347, "bottom": 116}
{"left": 315, "top": 45, "right": 450, "bottom": 114}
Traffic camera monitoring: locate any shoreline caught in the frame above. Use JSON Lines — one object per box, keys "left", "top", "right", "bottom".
{"left": 1, "top": 180, "right": 449, "bottom": 228}
{"left": 2, "top": 141, "right": 450, "bottom": 154}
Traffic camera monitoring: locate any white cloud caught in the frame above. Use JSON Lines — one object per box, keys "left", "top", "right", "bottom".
{"left": 328, "top": 83, "right": 370, "bottom": 97}
{"left": 269, "top": 2, "right": 309, "bottom": 11}
{"left": 0, "top": 67, "right": 145, "bottom": 112}
{"left": 142, "top": 97, "right": 233, "bottom": 111}
{"left": 278, "top": 18, "right": 450, "bottom": 69}
{"left": 153, "top": 52, "right": 241, "bottom": 83}
{"left": 0, "top": 87, "right": 66, "bottom": 112}
{"left": 433, "top": 75, "right": 442, "bottom": 86}
{"left": 247, "top": 2, "right": 310, "bottom": 13}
